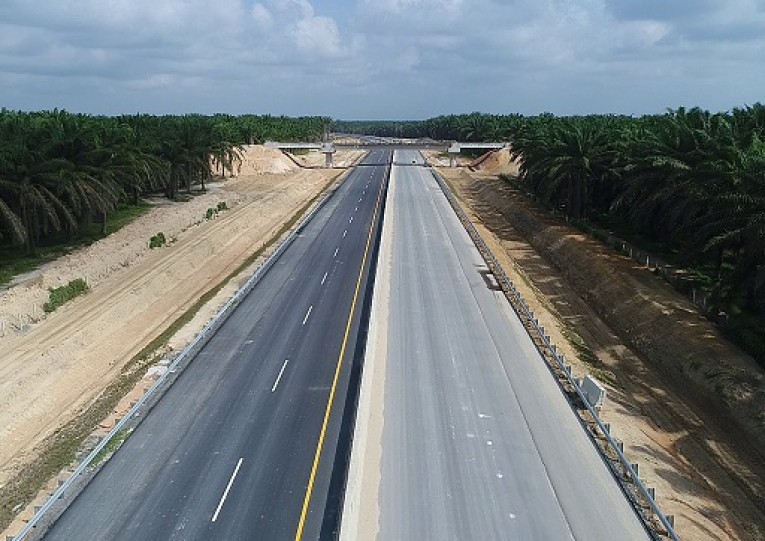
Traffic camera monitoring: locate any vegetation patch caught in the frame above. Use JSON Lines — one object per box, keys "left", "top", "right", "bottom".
{"left": 561, "top": 328, "right": 616, "bottom": 386}
{"left": 92, "top": 428, "right": 133, "bottom": 466}
{"left": 43, "top": 279, "right": 89, "bottom": 313}
{"left": 149, "top": 232, "right": 166, "bottom": 249}
{"left": 205, "top": 201, "right": 229, "bottom": 221}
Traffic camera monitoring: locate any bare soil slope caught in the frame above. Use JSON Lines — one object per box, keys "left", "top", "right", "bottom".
{"left": 439, "top": 167, "right": 765, "bottom": 541}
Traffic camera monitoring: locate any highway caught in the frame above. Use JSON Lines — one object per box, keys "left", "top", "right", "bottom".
{"left": 342, "top": 150, "right": 649, "bottom": 540}
{"left": 45, "top": 150, "right": 391, "bottom": 540}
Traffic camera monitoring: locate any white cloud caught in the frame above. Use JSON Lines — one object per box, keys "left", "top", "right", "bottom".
{"left": 272, "top": 0, "right": 315, "bottom": 19}
{"left": 290, "top": 16, "right": 344, "bottom": 57}
{"left": 0, "top": 0, "right": 763, "bottom": 117}
{"left": 251, "top": 4, "right": 274, "bottom": 30}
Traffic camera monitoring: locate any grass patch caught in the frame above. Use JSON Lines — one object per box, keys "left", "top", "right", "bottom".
{"left": 43, "top": 279, "right": 89, "bottom": 313}
{"left": 561, "top": 328, "right": 616, "bottom": 386}
{"left": 149, "top": 232, "right": 166, "bottom": 249}
{"left": 0, "top": 171, "right": 345, "bottom": 533}
{"left": 92, "top": 428, "right": 133, "bottom": 466}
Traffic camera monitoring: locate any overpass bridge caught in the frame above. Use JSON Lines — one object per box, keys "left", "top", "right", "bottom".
{"left": 264, "top": 141, "right": 336, "bottom": 167}
{"left": 265, "top": 139, "right": 510, "bottom": 168}
{"left": 446, "top": 142, "right": 509, "bottom": 167}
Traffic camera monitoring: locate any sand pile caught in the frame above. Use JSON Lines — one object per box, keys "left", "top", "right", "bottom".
{"left": 474, "top": 148, "right": 520, "bottom": 176}
{"left": 238, "top": 145, "right": 298, "bottom": 175}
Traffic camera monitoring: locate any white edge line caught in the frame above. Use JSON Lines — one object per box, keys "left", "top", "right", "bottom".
{"left": 321, "top": 271, "right": 328, "bottom": 285}
{"left": 212, "top": 458, "right": 244, "bottom": 522}
{"left": 271, "top": 359, "right": 289, "bottom": 393}
{"left": 343, "top": 230, "right": 347, "bottom": 238}
{"left": 302, "top": 305, "right": 313, "bottom": 325}
{"left": 334, "top": 247, "right": 339, "bottom": 257}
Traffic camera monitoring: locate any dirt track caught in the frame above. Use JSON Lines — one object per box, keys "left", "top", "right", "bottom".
{"left": 436, "top": 157, "right": 765, "bottom": 541}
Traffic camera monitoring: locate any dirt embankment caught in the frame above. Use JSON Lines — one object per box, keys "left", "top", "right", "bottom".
{"left": 437, "top": 160, "right": 765, "bottom": 541}
{"left": 0, "top": 146, "right": 362, "bottom": 525}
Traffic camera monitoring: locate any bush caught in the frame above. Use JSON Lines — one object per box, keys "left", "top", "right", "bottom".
{"left": 43, "top": 278, "right": 89, "bottom": 313}
{"left": 149, "top": 232, "right": 166, "bottom": 249}
{"left": 205, "top": 208, "right": 218, "bottom": 220}
{"left": 217, "top": 201, "right": 228, "bottom": 211}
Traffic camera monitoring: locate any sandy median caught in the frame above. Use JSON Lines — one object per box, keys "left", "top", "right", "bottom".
{"left": 339, "top": 162, "right": 397, "bottom": 541}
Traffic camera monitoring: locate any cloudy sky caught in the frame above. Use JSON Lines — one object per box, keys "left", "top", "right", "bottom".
{"left": 0, "top": 0, "right": 763, "bottom": 119}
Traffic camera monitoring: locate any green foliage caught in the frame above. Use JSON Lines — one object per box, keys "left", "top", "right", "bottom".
{"left": 0, "top": 110, "right": 329, "bottom": 257}
{"left": 333, "top": 112, "right": 523, "bottom": 141}
{"left": 722, "top": 313, "right": 765, "bottom": 368}
{"left": 43, "top": 278, "right": 88, "bottom": 313}
{"left": 149, "top": 232, "right": 166, "bottom": 249}
{"left": 205, "top": 208, "right": 217, "bottom": 220}
{"left": 92, "top": 428, "right": 132, "bottom": 466}
{"left": 507, "top": 106, "right": 765, "bottom": 319}
{"left": 216, "top": 201, "right": 228, "bottom": 211}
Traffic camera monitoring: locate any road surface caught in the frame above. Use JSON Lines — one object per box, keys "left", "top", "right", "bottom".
{"left": 45, "top": 150, "right": 391, "bottom": 540}
{"left": 342, "top": 150, "right": 649, "bottom": 540}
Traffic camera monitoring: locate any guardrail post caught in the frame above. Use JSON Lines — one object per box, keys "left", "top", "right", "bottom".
{"left": 647, "top": 487, "right": 655, "bottom": 500}
{"left": 631, "top": 463, "right": 639, "bottom": 478}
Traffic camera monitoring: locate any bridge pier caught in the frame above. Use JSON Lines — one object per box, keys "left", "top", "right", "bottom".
{"left": 265, "top": 141, "right": 336, "bottom": 168}
{"left": 448, "top": 143, "right": 461, "bottom": 168}
{"left": 321, "top": 142, "right": 335, "bottom": 168}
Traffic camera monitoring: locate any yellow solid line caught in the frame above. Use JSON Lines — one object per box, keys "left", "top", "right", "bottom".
{"left": 294, "top": 169, "right": 388, "bottom": 540}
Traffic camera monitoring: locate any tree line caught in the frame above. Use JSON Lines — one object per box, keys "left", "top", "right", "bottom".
{"left": 0, "top": 110, "right": 330, "bottom": 253}
{"left": 333, "top": 112, "right": 521, "bottom": 141}
{"left": 509, "top": 105, "right": 765, "bottom": 322}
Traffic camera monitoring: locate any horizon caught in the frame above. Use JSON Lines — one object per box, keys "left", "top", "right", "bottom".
{"left": 1, "top": 1, "right": 763, "bottom": 118}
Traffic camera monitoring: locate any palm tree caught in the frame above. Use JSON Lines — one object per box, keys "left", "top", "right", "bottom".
{"left": 514, "top": 118, "right": 617, "bottom": 219}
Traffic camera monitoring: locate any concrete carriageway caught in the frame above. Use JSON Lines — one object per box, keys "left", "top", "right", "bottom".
{"left": 340, "top": 149, "right": 649, "bottom": 540}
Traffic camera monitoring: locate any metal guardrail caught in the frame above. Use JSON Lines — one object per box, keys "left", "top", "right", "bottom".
{"left": 427, "top": 164, "right": 680, "bottom": 541}
{"left": 13, "top": 179, "right": 345, "bottom": 541}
